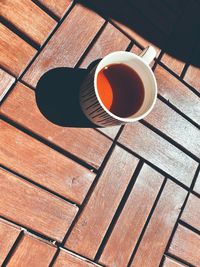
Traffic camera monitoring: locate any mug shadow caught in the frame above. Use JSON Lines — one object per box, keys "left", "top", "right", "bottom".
{"left": 35, "top": 60, "right": 101, "bottom": 128}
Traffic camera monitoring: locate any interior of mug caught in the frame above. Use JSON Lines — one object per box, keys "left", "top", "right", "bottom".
{"left": 94, "top": 51, "right": 157, "bottom": 122}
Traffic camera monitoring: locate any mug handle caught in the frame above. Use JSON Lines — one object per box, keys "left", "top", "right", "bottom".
{"left": 139, "top": 46, "right": 157, "bottom": 65}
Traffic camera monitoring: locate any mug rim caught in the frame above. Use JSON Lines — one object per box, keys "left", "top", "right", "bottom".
{"left": 94, "top": 50, "right": 157, "bottom": 123}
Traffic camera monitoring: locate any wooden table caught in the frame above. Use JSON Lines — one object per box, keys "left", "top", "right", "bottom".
{"left": 0, "top": 1, "right": 200, "bottom": 266}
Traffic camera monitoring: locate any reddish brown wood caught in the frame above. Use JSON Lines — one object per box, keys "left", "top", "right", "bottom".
{"left": 0, "top": 167, "right": 78, "bottom": 241}
{"left": 0, "top": 24, "right": 36, "bottom": 77}
{"left": 0, "top": 68, "right": 15, "bottom": 101}
{"left": 54, "top": 249, "right": 102, "bottom": 267}
{"left": 0, "top": 82, "right": 112, "bottom": 169}
{"left": 181, "top": 194, "right": 200, "bottom": 232}
{"left": 161, "top": 53, "right": 185, "bottom": 75}
{"left": 184, "top": 65, "right": 200, "bottom": 93}
{"left": 145, "top": 98, "right": 200, "bottom": 158}
{"left": 65, "top": 146, "right": 139, "bottom": 259}
{"left": 99, "top": 164, "right": 163, "bottom": 267}
{"left": 22, "top": 4, "right": 105, "bottom": 87}
{"left": 0, "top": 118, "right": 95, "bottom": 204}
{"left": 194, "top": 172, "right": 200, "bottom": 195}
{"left": 154, "top": 65, "right": 200, "bottom": 125}
{"left": 118, "top": 122, "right": 198, "bottom": 186}
{"left": 169, "top": 225, "right": 200, "bottom": 267}
{"left": 7, "top": 234, "right": 56, "bottom": 266}
{"left": 80, "top": 22, "right": 130, "bottom": 68}
{"left": 163, "top": 256, "right": 188, "bottom": 267}
{"left": 130, "top": 180, "right": 187, "bottom": 267}
{"left": 37, "top": 0, "right": 72, "bottom": 18}
{"left": 0, "top": 219, "right": 20, "bottom": 266}
{"left": 0, "top": 0, "right": 56, "bottom": 45}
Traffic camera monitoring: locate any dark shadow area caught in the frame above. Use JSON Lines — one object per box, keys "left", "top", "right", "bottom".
{"left": 35, "top": 61, "right": 101, "bottom": 127}
{"left": 79, "top": 0, "right": 200, "bottom": 67}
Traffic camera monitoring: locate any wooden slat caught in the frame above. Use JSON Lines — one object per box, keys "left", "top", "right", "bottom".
{"left": 0, "top": 119, "right": 95, "bottom": 205}
{"left": 0, "top": 0, "right": 56, "bottom": 45}
{"left": 194, "top": 172, "right": 200, "bottom": 195}
{"left": 184, "top": 65, "right": 200, "bottom": 93}
{"left": 99, "top": 164, "right": 164, "bottom": 267}
{"left": 130, "top": 180, "right": 187, "bottom": 267}
{"left": 163, "top": 256, "right": 188, "bottom": 267}
{"left": 181, "top": 194, "right": 200, "bottom": 232}
{"left": 98, "top": 126, "right": 120, "bottom": 139}
{"left": 0, "top": 82, "right": 112, "bottom": 169}
{"left": 80, "top": 22, "right": 130, "bottom": 68}
{"left": 0, "top": 24, "right": 36, "bottom": 77}
{"left": 145, "top": 98, "right": 200, "bottom": 158}
{"left": 37, "top": 0, "right": 72, "bottom": 18}
{"left": 0, "top": 68, "right": 15, "bottom": 101}
{"left": 169, "top": 225, "right": 200, "bottom": 267}
{"left": 65, "top": 146, "right": 139, "bottom": 259}
{"left": 118, "top": 122, "right": 198, "bottom": 186}
{"left": 7, "top": 234, "right": 56, "bottom": 266}
{"left": 0, "top": 219, "right": 20, "bottom": 266}
{"left": 0, "top": 167, "right": 78, "bottom": 242}
{"left": 155, "top": 65, "right": 200, "bottom": 125}
{"left": 22, "top": 4, "right": 105, "bottom": 87}
{"left": 160, "top": 53, "right": 185, "bottom": 75}
{"left": 54, "top": 249, "right": 102, "bottom": 267}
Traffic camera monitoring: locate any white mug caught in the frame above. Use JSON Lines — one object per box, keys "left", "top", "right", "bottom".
{"left": 79, "top": 46, "right": 157, "bottom": 127}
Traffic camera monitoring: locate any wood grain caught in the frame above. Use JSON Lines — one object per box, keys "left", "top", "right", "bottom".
{"left": 145, "top": 98, "right": 200, "bottom": 158}
{"left": 194, "top": 171, "right": 200, "bottom": 195}
{"left": 0, "top": 23, "right": 36, "bottom": 77}
{"left": 7, "top": 234, "right": 56, "bottom": 267}
{"left": 23, "top": 4, "right": 105, "bottom": 87}
{"left": 169, "top": 225, "right": 200, "bottom": 267}
{"left": 0, "top": 118, "right": 95, "bottom": 204}
{"left": 0, "top": 167, "right": 78, "bottom": 241}
{"left": 99, "top": 164, "right": 163, "bottom": 267}
{"left": 98, "top": 126, "right": 120, "bottom": 139}
{"left": 181, "top": 194, "right": 200, "bottom": 232}
{"left": 130, "top": 180, "right": 187, "bottom": 267}
{"left": 37, "top": 0, "right": 72, "bottom": 18}
{"left": 0, "top": 68, "right": 15, "bottom": 101}
{"left": 118, "top": 122, "right": 198, "bottom": 186}
{"left": 161, "top": 53, "right": 185, "bottom": 75}
{"left": 80, "top": 22, "right": 130, "bottom": 68}
{"left": 0, "top": 219, "right": 20, "bottom": 266}
{"left": 54, "top": 249, "right": 102, "bottom": 267}
{"left": 0, "top": 0, "right": 56, "bottom": 45}
{"left": 184, "top": 65, "right": 200, "bottom": 93}
{"left": 65, "top": 146, "right": 139, "bottom": 259}
{"left": 163, "top": 256, "right": 188, "bottom": 267}
{"left": 0, "top": 82, "right": 112, "bottom": 169}
{"left": 155, "top": 65, "right": 200, "bottom": 125}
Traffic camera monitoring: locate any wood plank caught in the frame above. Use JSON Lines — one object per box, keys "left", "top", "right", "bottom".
{"left": 0, "top": 82, "right": 112, "bottom": 169}
{"left": 0, "top": 68, "right": 15, "bottom": 102}
{"left": 80, "top": 22, "right": 130, "bottom": 68}
{"left": 0, "top": 119, "right": 95, "bottom": 205}
{"left": 0, "top": 219, "right": 20, "bottom": 266}
{"left": 169, "top": 225, "right": 200, "bottom": 267}
{"left": 99, "top": 164, "right": 164, "bottom": 267}
{"left": 184, "top": 65, "right": 200, "bottom": 93}
{"left": 118, "top": 122, "right": 198, "bottom": 186}
{"left": 130, "top": 180, "right": 187, "bottom": 267}
{"left": 163, "top": 256, "right": 188, "bottom": 267}
{"left": 7, "top": 234, "right": 56, "bottom": 266}
{"left": 0, "top": 0, "right": 56, "bottom": 45}
{"left": 145, "top": 98, "right": 200, "bottom": 158}
{"left": 65, "top": 146, "right": 139, "bottom": 259}
{"left": 0, "top": 167, "right": 78, "bottom": 242}
{"left": 154, "top": 65, "right": 200, "bottom": 125}
{"left": 23, "top": 4, "right": 105, "bottom": 87}
{"left": 161, "top": 53, "right": 185, "bottom": 75}
{"left": 54, "top": 249, "right": 102, "bottom": 267}
{"left": 98, "top": 126, "right": 120, "bottom": 139}
{"left": 181, "top": 194, "right": 200, "bottom": 232}
{"left": 0, "top": 24, "right": 36, "bottom": 77}
{"left": 37, "top": 0, "right": 72, "bottom": 18}
{"left": 194, "top": 172, "right": 200, "bottom": 195}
